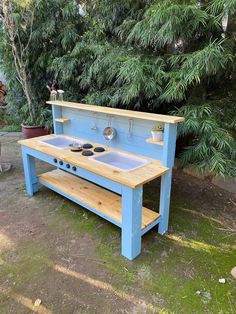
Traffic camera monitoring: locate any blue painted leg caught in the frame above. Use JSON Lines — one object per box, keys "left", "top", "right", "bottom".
{"left": 22, "top": 147, "right": 38, "bottom": 196}
{"left": 158, "top": 171, "right": 172, "bottom": 235}
{"left": 121, "top": 186, "right": 142, "bottom": 260}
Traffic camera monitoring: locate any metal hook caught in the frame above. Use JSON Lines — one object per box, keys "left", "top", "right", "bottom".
{"left": 107, "top": 115, "right": 112, "bottom": 127}
{"left": 128, "top": 119, "right": 133, "bottom": 138}
{"left": 91, "top": 112, "right": 98, "bottom": 131}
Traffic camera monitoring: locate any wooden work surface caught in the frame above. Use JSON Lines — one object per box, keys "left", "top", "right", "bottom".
{"left": 18, "top": 134, "right": 169, "bottom": 188}
{"left": 46, "top": 101, "right": 184, "bottom": 124}
{"left": 38, "top": 169, "right": 160, "bottom": 229}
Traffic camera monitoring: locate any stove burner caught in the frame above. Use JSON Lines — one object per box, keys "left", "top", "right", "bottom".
{"left": 83, "top": 143, "right": 93, "bottom": 149}
{"left": 82, "top": 150, "right": 94, "bottom": 156}
{"left": 70, "top": 147, "right": 83, "bottom": 152}
{"left": 94, "top": 147, "right": 105, "bottom": 153}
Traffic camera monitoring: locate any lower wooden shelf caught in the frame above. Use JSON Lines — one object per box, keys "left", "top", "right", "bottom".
{"left": 38, "top": 169, "right": 160, "bottom": 230}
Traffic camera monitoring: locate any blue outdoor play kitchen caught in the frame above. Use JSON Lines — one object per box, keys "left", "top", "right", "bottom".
{"left": 18, "top": 101, "right": 184, "bottom": 260}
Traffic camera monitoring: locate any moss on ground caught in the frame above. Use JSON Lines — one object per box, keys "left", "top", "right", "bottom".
{"left": 0, "top": 241, "right": 52, "bottom": 287}
{"left": 54, "top": 191, "right": 236, "bottom": 314}
{"left": 0, "top": 241, "right": 53, "bottom": 311}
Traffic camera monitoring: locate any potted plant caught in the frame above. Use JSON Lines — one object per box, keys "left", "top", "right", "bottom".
{"left": 21, "top": 104, "right": 52, "bottom": 139}
{"left": 151, "top": 125, "right": 164, "bottom": 142}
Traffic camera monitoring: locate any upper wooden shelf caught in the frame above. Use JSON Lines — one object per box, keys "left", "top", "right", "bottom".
{"left": 46, "top": 101, "right": 184, "bottom": 124}
{"left": 146, "top": 138, "right": 164, "bottom": 146}
{"left": 55, "top": 118, "right": 70, "bottom": 123}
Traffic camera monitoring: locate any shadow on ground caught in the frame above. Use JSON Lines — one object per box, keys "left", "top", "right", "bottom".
{"left": 0, "top": 136, "right": 236, "bottom": 314}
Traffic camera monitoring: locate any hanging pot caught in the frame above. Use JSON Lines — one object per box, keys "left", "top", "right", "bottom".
{"left": 103, "top": 127, "right": 116, "bottom": 141}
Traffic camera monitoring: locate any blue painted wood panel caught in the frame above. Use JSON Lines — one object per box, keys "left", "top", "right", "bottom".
{"left": 23, "top": 147, "right": 122, "bottom": 194}
{"left": 61, "top": 107, "right": 164, "bottom": 160}
{"left": 158, "top": 171, "right": 173, "bottom": 235}
{"left": 22, "top": 147, "right": 39, "bottom": 196}
{"left": 162, "top": 123, "right": 177, "bottom": 167}
{"left": 121, "top": 186, "right": 143, "bottom": 260}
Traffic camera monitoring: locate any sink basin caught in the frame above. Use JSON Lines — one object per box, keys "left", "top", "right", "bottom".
{"left": 40, "top": 136, "right": 84, "bottom": 150}
{"left": 90, "top": 150, "right": 150, "bottom": 172}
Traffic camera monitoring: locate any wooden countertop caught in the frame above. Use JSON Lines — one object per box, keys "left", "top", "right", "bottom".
{"left": 18, "top": 135, "right": 169, "bottom": 188}
{"left": 46, "top": 101, "right": 184, "bottom": 124}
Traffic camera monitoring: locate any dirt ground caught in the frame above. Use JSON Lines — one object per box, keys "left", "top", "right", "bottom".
{"left": 0, "top": 135, "right": 236, "bottom": 314}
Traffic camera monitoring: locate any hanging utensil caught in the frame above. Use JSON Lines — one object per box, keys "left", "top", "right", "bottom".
{"left": 103, "top": 115, "right": 116, "bottom": 141}
{"left": 103, "top": 127, "right": 116, "bottom": 141}
{"left": 128, "top": 118, "right": 133, "bottom": 138}
{"left": 91, "top": 112, "right": 98, "bottom": 131}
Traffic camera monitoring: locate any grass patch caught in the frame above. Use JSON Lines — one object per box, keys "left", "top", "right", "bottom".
{"left": 0, "top": 241, "right": 52, "bottom": 292}
{"left": 53, "top": 187, "right": 236, "bottom": 313}
{"left": 54, "top": 201, "right": 137, "bottom": 287}
{"left": 139, "top": 213, "right": 236, "bottom": 313}
{"left": 51, "top": 201, "right": 100, "bottom": 234}
{"left": 0, "top": 241, "right": 54, "bottom": 313}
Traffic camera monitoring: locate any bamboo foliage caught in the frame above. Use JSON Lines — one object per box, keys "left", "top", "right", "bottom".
{"left": 0, "top": 0, "right": 235, "bottom": 176}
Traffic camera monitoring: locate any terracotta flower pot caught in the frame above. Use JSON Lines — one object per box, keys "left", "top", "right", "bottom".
{"left": 21, "top": 124, "right": 50, "bottom": 139}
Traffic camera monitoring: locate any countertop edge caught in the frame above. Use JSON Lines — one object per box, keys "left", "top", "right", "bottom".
{"left": 18, "top": 135, "right": 169, "bottom": 188}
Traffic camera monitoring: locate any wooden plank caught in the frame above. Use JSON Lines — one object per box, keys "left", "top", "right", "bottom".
{"left": 146, "top": 137, "right": 164, "bottom": 146}
{"left": 46, "top": 101, "right": 184, "bottom": 124}
{"left": 38, "top": 169, "right": 160, "bottom": 229}
{"left": 18, "top": 134, "right": 169, "bottom": 188}
{"left": 55, "top": 118, "right": 71, "bottom": 123}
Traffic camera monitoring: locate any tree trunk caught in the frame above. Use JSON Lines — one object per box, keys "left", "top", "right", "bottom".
{"left": 2, "top": 0, "right": 35, "bottom": 123}
{"left": 21, "top": 69, "right": 34, "bottom": 122}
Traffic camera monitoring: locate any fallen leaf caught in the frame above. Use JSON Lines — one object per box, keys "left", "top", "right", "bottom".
{"left": 34, "top": 299, "right": 42, "bottom": 307}
{"left": 219, "top": 278, "right": 226, "bottom": 284}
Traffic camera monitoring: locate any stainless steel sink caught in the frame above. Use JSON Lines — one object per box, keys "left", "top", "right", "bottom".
{"left": 90, "top": 150, "right": 150, "bottom": 172}
{"left": 40, "top": 136, "right": 84, "bottom": 150}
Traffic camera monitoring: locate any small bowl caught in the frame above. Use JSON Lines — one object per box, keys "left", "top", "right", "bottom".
{"left": 70, "top": 143, "right": 83, "bottom": 152}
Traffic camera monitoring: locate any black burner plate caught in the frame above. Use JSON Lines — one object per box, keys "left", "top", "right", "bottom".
{"left": 70, "top": 147, "right": 83, "bottom": 152}
{"left": 82, "top": 150, "right": 94, "bottom": 156}
{"left": 94, "top": 147, "right": 105, "bottom": 153}
{"left": 83, "top": 143, "right": 93, "bottom": 149}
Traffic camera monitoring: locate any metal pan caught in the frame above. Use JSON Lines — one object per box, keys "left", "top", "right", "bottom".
{"left": 103, "top": 127, "right": 116, "bottom": 141}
